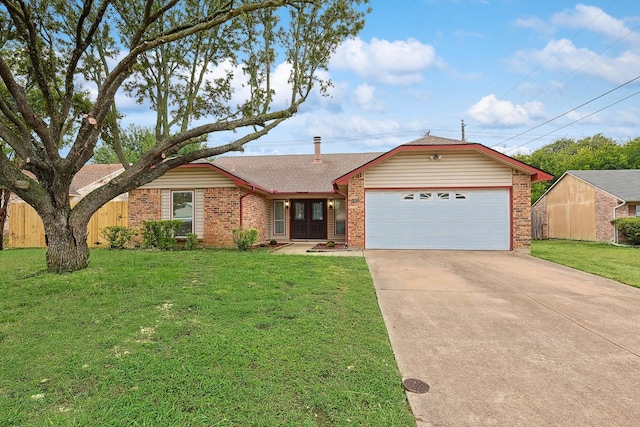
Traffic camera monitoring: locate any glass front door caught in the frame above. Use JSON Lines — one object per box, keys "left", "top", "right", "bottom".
{"left": 290, "top": 200, "right": 327, "bottom": 239}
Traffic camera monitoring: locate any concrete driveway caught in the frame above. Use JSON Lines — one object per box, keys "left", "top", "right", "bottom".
{"left": 365, "top": 250, "right": 640, "bottom": 427}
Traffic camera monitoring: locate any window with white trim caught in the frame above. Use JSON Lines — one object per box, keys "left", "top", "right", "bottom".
{"left": 455, "top": 193, "right": 468, "bottom": 200}
{"left": 419, "top": 192, "right": 432, "bottom": 200}
{"left": 437, "top": 192, "right": 450, "bottom": 200}
{"left": 334, "top": 199, "right": 346, "bottom": 235}
{"left": 403, "top": 193, "right": 415, "bottom": 200}
{"left": 172, "top": 190, "right": 194, "bottom": 237}
{"left": 273, "top": 200, "right": 286, "bottom": 235}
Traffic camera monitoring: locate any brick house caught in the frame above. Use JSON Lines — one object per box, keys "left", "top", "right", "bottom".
{"left": 129, "top": 135, "right": 552, "bottom": 251}
{"left": 532, "top": 170, "right": 640, "bottom": 243}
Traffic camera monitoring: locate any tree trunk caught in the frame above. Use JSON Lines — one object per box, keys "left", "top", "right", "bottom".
{"left": 0, "top": 189, "right": 9, "bottom": 250}
{"left": 43, "top": 211, "right": 90, "bottom": 273}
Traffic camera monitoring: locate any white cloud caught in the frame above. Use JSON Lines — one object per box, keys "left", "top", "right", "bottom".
{"left": 330, "top": 37, "right": 444, "bottom": 85}
{"left": 513, "top": 38, "right": 640, "bottom": 84}
{"left": 513, "top": 16, "right": 552, "bottom": 35}
{"left": 352, "top": 84, "right": 385, "bottom": 112}
{"left": 467, "top": 94, "right": 545, "bottom": 127}
{"left": 552, "top": 4, "right": 640, "bottom": 45}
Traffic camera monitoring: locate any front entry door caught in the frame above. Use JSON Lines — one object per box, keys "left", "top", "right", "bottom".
{"left": 291, "top": 200, "right": 327, "bottom": 239}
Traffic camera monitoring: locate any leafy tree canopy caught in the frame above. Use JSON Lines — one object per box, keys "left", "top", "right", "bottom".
{"left": 92, "top": 124, "right": 206, "bottom": 164}
{"left": 514, "top": 134, "right": 640, "bottom": 202}
{"left": 0, "top": 0, "right": 369, "bottom": 272}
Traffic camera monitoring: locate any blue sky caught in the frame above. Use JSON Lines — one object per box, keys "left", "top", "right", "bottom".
{"left": 120, "top": 0, "right": 640, "bottom": 157}
{"left": 234, "top": 0, "right": 640, "bottom": 157}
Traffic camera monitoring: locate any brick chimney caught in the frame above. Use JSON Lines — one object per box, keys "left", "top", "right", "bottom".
{"left": 313, "top": 136, "right": 322, "bottom": 164}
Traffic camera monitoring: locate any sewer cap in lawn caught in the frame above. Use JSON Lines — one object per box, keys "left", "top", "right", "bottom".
{"left": 403, "top": 378, "right": 430, "bottom": 394}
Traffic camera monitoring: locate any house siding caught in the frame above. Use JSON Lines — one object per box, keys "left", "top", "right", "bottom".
{"left": 266, "top": 199, "right": 289, "bottom": 241}
{"left": 364, "top": 151, "right": 512, "bottom": 188}
{"left": 327, "top": 199, "right": 346, "bottom": 242}
{"left": 512, "top": 171, "right": 532, "bottom": 251}
{"left": 347, "top": 174, "right": 365, "bottom": 247}
{"left": 536, "top": 174, "right": 633, "bottom": 243}
{"left": 545, "top": 175, "right": 597, "bottom": 241}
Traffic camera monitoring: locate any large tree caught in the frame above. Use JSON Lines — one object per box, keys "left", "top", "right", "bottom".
{"left": 0, "top": 0, "right": 368, "bottom": 272}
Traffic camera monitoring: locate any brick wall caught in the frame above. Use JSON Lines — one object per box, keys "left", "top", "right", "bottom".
{"left": 347, "top": 173, "right": 365, "bottom": 248}
{"left": 594, "top": 189, "right": 618, "bottom": 242}
{"left": 512, "top": 171, "right": 532, "bottom": 251}
{"left": 241, "top": 192, "right": 268, "bottom": 243}
{"left": 128, "top": 189, "right": 162, "bottom": 228}
{"left": 203, "top": 187, "right": 242, "bottom": 247}
{"left": 596, "top": 190, "right": 634, "bottom": 242}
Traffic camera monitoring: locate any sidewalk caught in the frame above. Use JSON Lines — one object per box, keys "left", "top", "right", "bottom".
{"left": 271, "top": 242, "right": 363, "bottom": 257}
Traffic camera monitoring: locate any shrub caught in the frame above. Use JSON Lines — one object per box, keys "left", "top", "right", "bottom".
{"left": 612, "top": 217, "right": 640, "bottom": 245}
{"left": 270, "top": 239, "right": 278, "bottom": 246}
{"left": 100, "top": 226, "right": 137, "bottom": 250}
{"left": 326, "top": 240, "right": 336, "bottom": 248}
{"left": 232, "top": 227, "right": 259, "bottom": 251}
{"left": 141, "top": 220, "right": 182, "bottom": 250}
{"left": 185, "top": 233, "right": 199, "bottom": 251}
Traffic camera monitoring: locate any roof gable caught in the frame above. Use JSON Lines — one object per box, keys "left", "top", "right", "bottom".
{"left": 70, "top": 164, "right": 125, "bottom": 195}
{"left": 333, "top": 137, "right": 553, "bottom": 185}
{"left": 569, "top": 170, "right": 640, "bottom": 202}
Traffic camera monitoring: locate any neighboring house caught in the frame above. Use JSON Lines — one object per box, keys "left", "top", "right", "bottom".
{"left": 8, "top": 164, "right": 127, "bottom": 248}
{"left": 9, "top": 163, "right": 126, "bottom": 204}
{"left": 532, "top": 170, "right": 640, "bottom": 243}
{"left": 129, "top": 135, "right": 552, "bottom": 251}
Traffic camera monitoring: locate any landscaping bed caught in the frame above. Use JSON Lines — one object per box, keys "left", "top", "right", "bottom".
{"left": 309, "top": 242, "right": 349, "bottom": 252}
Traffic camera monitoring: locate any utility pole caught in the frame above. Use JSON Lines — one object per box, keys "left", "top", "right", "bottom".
{"left": 461, "top": 119, "right": 466, "bottom": 142}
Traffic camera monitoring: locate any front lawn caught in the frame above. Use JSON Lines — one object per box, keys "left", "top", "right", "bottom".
{"left": 531, "top": 240, "right": 640, "bottom": 288}
{"left": 0, "top": 249, "right": 414, "bottom": 426}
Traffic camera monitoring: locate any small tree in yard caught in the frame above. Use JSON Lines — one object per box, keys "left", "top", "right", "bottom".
{"left": 0, "top": 0, "right": 368, "bottom": 272}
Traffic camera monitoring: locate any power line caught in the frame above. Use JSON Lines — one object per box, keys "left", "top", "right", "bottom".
{"left": 505, "top": 88, "right": 640, "bottom": 154}
{"left": 468, "top": 1, "right": 618, "bottom": 128}
{"left": 492, "top": 73, "right": 640, "bottom": 149}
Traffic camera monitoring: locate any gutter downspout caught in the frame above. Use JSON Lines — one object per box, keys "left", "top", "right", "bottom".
{"left": 612, "top": 200, "right": 626, "bottom": 244}
{"left": 239, "top": 186, "right": 256, "bottom": 228}
{"left": 333, "top": 183, "right": 349, "bottom": 246}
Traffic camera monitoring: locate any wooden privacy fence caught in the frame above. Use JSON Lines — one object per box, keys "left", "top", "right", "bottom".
{"left": 531, "top": 209, "right": 544, "bottom": 240}
{"left": 8, "top": 201, "right": 128, "bottom": 248}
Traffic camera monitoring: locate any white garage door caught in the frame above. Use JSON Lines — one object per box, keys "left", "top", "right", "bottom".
{"left": 365, "top": 189, "right": 510, "bottom": 250}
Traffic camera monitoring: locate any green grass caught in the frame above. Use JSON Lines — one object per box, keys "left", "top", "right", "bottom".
{"left": 531, "top": 239, "right": 640, "bottom": 288}
{"left": 0, "top": 249, "right": 414, "bottom": 426}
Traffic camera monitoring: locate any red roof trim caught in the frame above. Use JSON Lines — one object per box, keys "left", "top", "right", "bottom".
{"left": 333, "top": 144, "right": 553, "bottom": 184}
{"left": 176, "top": 163, "right": 272, "bottom": 194}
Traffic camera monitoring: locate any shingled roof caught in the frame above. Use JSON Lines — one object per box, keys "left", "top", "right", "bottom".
{"left": 402, "top": 135, "right": 475, "bottom": 146}
{"left": 69, "top": 164, "right": 124, "bottom": 195}
{"left": 213, "top": 152, "right": 382, "bottom": 193}
{"left": 569, "top": 170, "right": 640, "bottom": 202}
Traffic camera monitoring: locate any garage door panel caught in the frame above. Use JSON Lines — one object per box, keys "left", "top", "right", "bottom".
{"left": 366, "top": 190, "right": 510, "bottom": 250}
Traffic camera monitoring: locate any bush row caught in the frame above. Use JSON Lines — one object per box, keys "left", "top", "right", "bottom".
{"left": 612, "top": 217, "right": 640, "bottom": 245}
{"left": 100, "top": 222, "right": 259, "bottom": 251}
